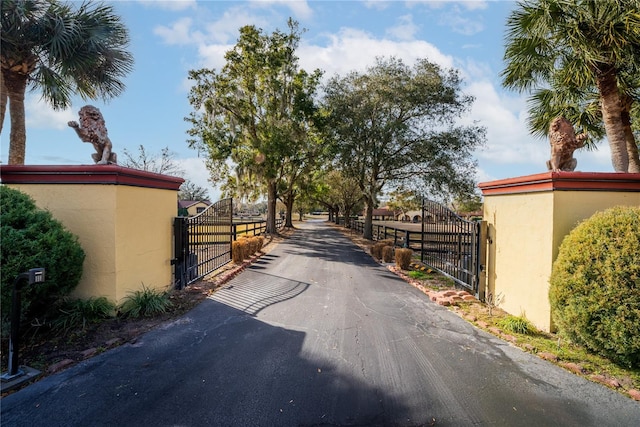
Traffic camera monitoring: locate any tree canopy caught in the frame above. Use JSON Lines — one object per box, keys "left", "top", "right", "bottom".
{"left": 501, "top": 0, "right": 640, "bottom": 172}
{"left": 1, "top": 0, "right": 133, "bottom": 164}
{"left": 323, "top": 56, "right": 485, "bottom": 239}
{"left": 185, "top": 19, "right": 323, "bottom": 234}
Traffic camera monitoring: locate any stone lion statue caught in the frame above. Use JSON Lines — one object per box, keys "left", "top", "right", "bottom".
{"left": 68, "top": 105, "right": 117, "bottom": 164}
{"left": 546, "top": 116, "right": 587, "bottom": 172}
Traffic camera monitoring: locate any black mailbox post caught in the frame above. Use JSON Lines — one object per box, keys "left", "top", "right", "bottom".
{"left": 1, "top": 268, "right": 45, "bottom": 382}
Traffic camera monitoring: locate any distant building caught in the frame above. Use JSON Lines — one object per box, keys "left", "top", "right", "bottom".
{"left": 396, "top": 210, "right": 423, "bottom": 223}
{"left": 178, "top": 200, "right": 211, "bottom": 216}
{"left": 365, "top": 207, "right": 397, "bottom": 221}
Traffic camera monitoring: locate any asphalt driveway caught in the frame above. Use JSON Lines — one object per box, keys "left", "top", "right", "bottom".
{"left": 2, "top": 220, "right": 639, "bottom": 426}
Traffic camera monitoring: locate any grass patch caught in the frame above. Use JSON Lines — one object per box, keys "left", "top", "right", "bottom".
{"left": 118, "top": 285, "right": 172, "bottom": 318}
{"left": 51, "top": 297, "right": 116, "bottom": 333}
{"left": 498, "top": 315, "right": 536, "bottom": 335}
{"left": 407, "top": 270, "right": 435, "bottom": 280}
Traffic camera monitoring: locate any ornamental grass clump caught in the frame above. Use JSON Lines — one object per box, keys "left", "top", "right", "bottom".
{"left": 382, "top": 246, "right": 394, "bottom": 263}
{"left": 395, "top": 248, "right": 413, "bottom": 270}
{"left": 371, "top": 240, "right": 394, "bottom": 260}
{"left": 549, "top": 206, "right": 640, "bottom": 368}
{"left": 246, "top": 236, "right": 264, "bottom": 255}
{"left": 118, "top": 285, "right": 172, "bottom": 318}
{"left": 52, "top": 296, "right": 116, "bottom": 333}
{"left": 498, "top": 315, "right": 536, "bottom": 335}
{"left": 232, "top": 240, "right": 247, "bottom": 264}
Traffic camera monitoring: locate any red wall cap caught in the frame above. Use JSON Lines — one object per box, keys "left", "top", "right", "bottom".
{"left": 479, "top": 171, "right": 640, "bottom": 196}
{"left": 0, "top": 165, "right": 184, "bottom": 191}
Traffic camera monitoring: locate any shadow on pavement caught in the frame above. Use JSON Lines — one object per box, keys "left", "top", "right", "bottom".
{"left": 1, "top": 298, "right": 412, "bottom": 426}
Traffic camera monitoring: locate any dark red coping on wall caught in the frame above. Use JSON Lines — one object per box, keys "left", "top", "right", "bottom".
{"left": 479, "top": 171, "right": 640, "bottom": 196}
{"left": 0, "top": 165, "right": 184, "bottom": 191}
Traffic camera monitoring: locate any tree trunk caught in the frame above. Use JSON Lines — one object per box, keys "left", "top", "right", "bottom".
{"left": 266, "top": 180, "right": 278, "bottom": 234}
{"left": 5, "top": 72, "right": 29, "bottom": 165}
{"left": 343, "top": 206, "right": 353, "bottom": 228}
{"left": 285, "top": 195, "right": 294, "bottom": 228}
{"left": 363, "top": 198, "right": 374, "bottom": 240}
{"left": 621, "top": 94, "right": 640, "bottom": 173}
{"left": 596, "top": 70, "right": 628, "bottom": 172}
{"left": 0, "top": 70, "right": 7, "bottom": 135}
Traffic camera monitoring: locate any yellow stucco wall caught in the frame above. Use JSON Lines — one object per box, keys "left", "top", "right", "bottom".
{"left": 483, "top": 189, "right": 640, "bottom": 332}
{"left": 7, "top": 182, "right": 177, "bottom": 303}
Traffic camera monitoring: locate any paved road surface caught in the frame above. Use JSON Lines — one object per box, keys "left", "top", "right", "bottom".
{"left": 2, "top": 220, "right": 639, "bottom": 426}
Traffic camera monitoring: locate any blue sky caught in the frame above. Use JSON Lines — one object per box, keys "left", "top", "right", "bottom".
{"left": 1, "top": 0, "right": 614, "bottom": 200}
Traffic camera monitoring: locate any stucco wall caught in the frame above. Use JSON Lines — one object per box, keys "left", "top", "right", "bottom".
{"left": 480, "top": 172, "right": 640, "bottom": 332}
{"left": 2, "top": 165, "right": 183, "bottom": 304}
{"left": 483, "top": 192, "right": 555, "bottom": 331}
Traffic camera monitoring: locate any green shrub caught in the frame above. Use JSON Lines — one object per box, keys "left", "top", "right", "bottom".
{"left": 549, "top": 206, "right": 640, "bottom": 368}
{"left": 498, "top": 315, "right": 536, "bottom": 335}
{"left": 51, "top": 296, "right": 116, "bottom": 333}
{"left": 118, "top": 285, "right": 172, "bottom": 318}
{"left": 0, "top": 186, "right": 85, "bottom": 326}
{"left": 395, "top": 248, "right": 413, "bottom": 270}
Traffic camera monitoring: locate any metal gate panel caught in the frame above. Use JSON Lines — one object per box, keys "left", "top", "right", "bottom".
{"left": 421, "top": 200, "right": 485, "bottom": 298}
{"left": 173, "top": 198, "right": 233, "bottom": 289}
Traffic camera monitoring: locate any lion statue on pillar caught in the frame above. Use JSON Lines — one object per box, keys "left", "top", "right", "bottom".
{"left": 68, "top": 105, "right": 117, "bottom": 165}
{"left": 546, "top": 116, "right": 587, "bottom": 172}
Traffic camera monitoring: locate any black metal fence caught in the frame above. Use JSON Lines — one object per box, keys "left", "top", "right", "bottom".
{"left": 174, "top": 203, "right": 286, "bottom": 289}
{"left": 232, "top": 218, "right": 285, "bottom": 240}
{"left": 349, "top": 201, "right": 486, "bottom": 298}
{"left": 173, "top": 198, "right": 233, "bottom": 289}
{"left": 421, "top": 200, "right": 485, "bottom": 299}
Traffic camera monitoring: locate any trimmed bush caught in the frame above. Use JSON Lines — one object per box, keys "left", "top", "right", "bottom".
{"left": 1, "top": 186, "right": 85, "bottom": 325}
{"left": 395, "top": 248, "right": 413, "bottom": 270}
{"left": 549, "top": 206, "right": 640, "bottom": 368}
{"left": 246, "top": 236, "right": 262, "bottom": 256}
{"left": 370, "top": 243, "right": 383, "bottom": 260}
{"left": 371, "top": 240, "right": 394, "bottom": 260}
{"left": 232, "top": 240, "right": 247, "bottom": 264}
{"left": 254, "top": 236, "right": 265, "bottom": 252}
{"left": 382, "top": 246, "right": 394, "bottom": 263}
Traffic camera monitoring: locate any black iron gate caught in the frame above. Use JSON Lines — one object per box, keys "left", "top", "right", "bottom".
{"left": 173, "top": 198, "right": 233, "bottom": 289}
{"left": 421, "top": 200, "right": 485, "bottom": 299}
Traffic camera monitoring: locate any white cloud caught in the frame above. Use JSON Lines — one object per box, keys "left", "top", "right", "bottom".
{"left": 577, "top": 143, "right": 614, "bottom": 172}
{"left": 464, "top": 80, "right": 547, "bottom": 167}
{"left": 177, "top": 156, "right": 222, "bottom": 201}
{"left": 137, "top": 0, "right": 196, "bottom": 11}
{"left": 202, "top": 7, "right": 272, "bottom": 45}
{"left": 154, "top": 17, "right": 203, "bottom": 45}
{"left": 248, "top": 0, "right": 313, "bottom": 20}
{"left": 438, "top": 6, "right": 484, "bottom": 35}
{"left": 198, "top": 43, "right": 234, "bottom": 70}
{"left": 298, "top": 28, "right": 454, "bottom": 78}
{"left": 25, "top": 96, "right": 76, "bottom": 130}
{"left": 411, "top": 0, "right": 488, "bottom": 11}
{"left": 363, "top": 0, "right": 392, "bottom": 11}
{"left": 386, "top": 14, "right": 419, "bottom": 41}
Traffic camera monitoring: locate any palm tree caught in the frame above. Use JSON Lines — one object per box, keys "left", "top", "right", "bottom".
{"left": 502, "top": 0, "right": 640, "bottom": 172}
{"left": 1, "top": 0, "right": 133, "bottom": 165}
